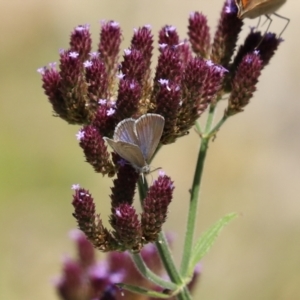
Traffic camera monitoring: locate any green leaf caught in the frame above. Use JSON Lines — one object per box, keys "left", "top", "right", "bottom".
{"left": 188, "top": 213, "right": 237, "bottom": 276}
{"left": 116, "top": 283, "right": 175, "bottom": 299}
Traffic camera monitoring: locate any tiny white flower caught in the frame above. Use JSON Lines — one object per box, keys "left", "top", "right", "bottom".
{"left": 159, "top": 43, "right": 167, "bottom": 49}
{"left": 37, "top": 67, "right": 45, "bottom": 75}
{"left": 206, "top": 59, "right": 214, "bottom": 67}
{"left": 75, "top": 25, "right": 85, "bottom": 32}
{"left": 158, "top": 170, "right": 166, "bottom": 177}
{"left": 116, "top": 73, "right": 125, "bottom": 80}
{"left": 71, "top": 184, "right": 80, "bottom": 190}
{"left": 158, "top": 79, "right": 169, "bottom": 85}
{"left": 75, "top": 24, "right": 89, "bottom": 31}
{"left": 48, "top": 62, "right": 57, "bottom": 69}
{"left": 124, "top": 49, "right": 131, "bottom": 56}
{"left": 166, "top": 25, "right": 176, "bottom": 32}
{"left": 190, "top": 12, "right": 196, "bottom": 19}
{"left": 69, "top": 51, "right": 79, "bottom": 58}
{"left": 83, "top": 60, "right": 93, "bottom": 68}
{"left": 109, "top": 272, "right": 125, "bottom": 283}
{"left": 106, "top": 108, "right": 115, "bottom": 116}
{"left": 110, "top": 21, "right": 119, "bottom": 28}
{"left": 89, "top": 52, "right": 99, "bottom": 58}
{"left": 98, "top": 99, "right": 107, "bottom": 105}
{"left": 109, "top": 100, "right": 116, "bottom": 107}
{"left": 76, "top": 130, "right": 85, "bottom": 141}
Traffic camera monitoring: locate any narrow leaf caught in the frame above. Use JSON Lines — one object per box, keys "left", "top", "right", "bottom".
{"left": 188, "top": 213, "right": 237, "bottom": 276}
{"left": 116, "top": 283, "right": 174, "bottom": 299}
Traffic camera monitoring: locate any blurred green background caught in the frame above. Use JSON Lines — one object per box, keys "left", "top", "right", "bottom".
{"left": 1, "top": 0, "right": 300, "bottom": 299}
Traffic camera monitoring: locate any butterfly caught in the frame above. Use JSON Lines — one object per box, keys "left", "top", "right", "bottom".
{"left": 104, "top": 114, "right": 165, "bottom": 174}
{"left": 235, "top": 0, "right": 289, "bottom": 35}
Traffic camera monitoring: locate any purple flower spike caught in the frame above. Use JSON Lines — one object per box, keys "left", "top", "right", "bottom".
{"left": 70, "top": 229, "right": 96, "bottom": 268}
{"left": 110, "top": 152, "right": 139, "bottom": 208}
{"left": 70, "top": 24, "right": 92, "bottom": 60}
{"left": 56, "top": 257, "right": 84, "bottom": 300}
{"left": 176, "top": 58, "right": 226, "bottom": 135}
{"left": 154, "top": 81, "right": 181, "bottom": 144}
{"left": 72, "top": 187, "right": 118, "bottom": 252}
{"left": 141, "top": 174, "right": 174, "bottom": 242}
{"left": 120, "top": 49, "right": 146, "bottom": 84}
{"left": 158, "top": 25, "right": 180, "bottom": 47}
{"left": 256, "top": 33, "right": 282, "bottom": 67}
{"left": 98, "top": 20, "right": 122, "bottom": 84}
{"left": 40, "top": 66, "right": 68, "bottom": 120}
{"left": 230, "top": 29, "right": 263, "bottom": 76}
{"left": 131, "top": 25, "right": 154, "bottom": 71}
{"left": 85, "top": 56, "right": 109, "bottom": 104}
{"left": 211, "top": 0, "right": 243, "bottom": 67}
{"left": 223, "top": 29, "right": 281, "bottom": 93}
{"left": 188, "top": 12, "right": 211, "bottom": 58}
{"left": 226, "top": 52, "right": 262, "bottom": 116}
{"left": 78, "top": 125, "right": 115, "bottom": 176}
{"left": 152, "top": 46, "right": 182, "bottom": 96}
{"left": 110, "top": 203, "right": 142, "bottom": 252}
{"left": 92, "top": 103, "right": 116, "bottom": 137}
{"left": 114, "top": 79, "right": 142, "bottom": 120}
{"left": 58, "top": 49, "right": 91, "bottom": 124}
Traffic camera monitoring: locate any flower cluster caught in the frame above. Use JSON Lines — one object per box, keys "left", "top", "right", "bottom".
{"left": 72, "top": 171, "right": 174, "bottom": 252}
{"left": 39, "top": 0, "right": 281, "bottom": 253}
{"left": 55, "top": 230, "right": 201, "bottom": 300}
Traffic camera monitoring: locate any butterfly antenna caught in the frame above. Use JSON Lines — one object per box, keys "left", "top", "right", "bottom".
{"left": 150, "top": 166, "right": 162, "bottom": 174}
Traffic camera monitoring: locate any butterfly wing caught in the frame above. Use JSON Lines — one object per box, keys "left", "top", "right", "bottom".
{"left": 103, "top": 138, "right": 147, "bottom": 169}
{"left": 135, "top": 114, "right": 165, "bottom": 162}
{"left": 236, "top": 0, "right": 286, "bottom": 19}
{"left": 113, "top": 118, "right": 139, "bottom": 145}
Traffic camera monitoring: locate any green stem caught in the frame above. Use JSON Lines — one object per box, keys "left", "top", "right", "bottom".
{"left": 135, "top": 103, "right": 225, "bottom": 298}
{"left": 137, "top": 178, "right": 191, "bottom": 300}
{"left": 177, "top": 287, "right": 192, "bottom": 300}
{"left": 180, "top": 136, "right": 209, "bottom": 276}
{"left": 155, "top": 232, "right": 192, "bottom": 300}
{"left": 206, "top": 114, "right": 228, "bottom": 138}
{"left": 155, "top": 231, "right": 182, "bottom": 284}
{"left": 138, "top": 179, "right": 183, "bottom": 285}
{"left": 180, "top": 102, "right": 220, "bottom": 277}
{"left": 131, "top": 253, "right": 177, "bottom": 290}
{"left": 137, "top": 176, "right": 148, "bottom": 200}
{"left": 205, "top": 102, "right": 217, "bottom": 132}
